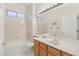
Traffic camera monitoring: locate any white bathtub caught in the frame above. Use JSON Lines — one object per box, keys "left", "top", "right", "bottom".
{"left": 5, "top": 39, "right": 34, "bottom": 56}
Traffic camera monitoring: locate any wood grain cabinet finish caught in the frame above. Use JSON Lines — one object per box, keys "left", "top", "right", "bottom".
{"left": 48, "top": 46, "right": 60, "bottom": 56}
{"left": 40, "top": 42, "right": 47, "bottom": 49}
{"left": 34, "top": 40, "right": 40, "bottom": 45}
{"left": 34, "top": 40, "right": 40, "bottom": 56}
{"left": 61, "top": 51, "right": 72, "bottom": 56}
{"left": 34, "top": 39, "right": 73, "bottom": 56}
{"left": 48, "top": 53, "right": 54, "bottom": 56}
{"left": 39, "top": 42, "right": 47, "bottom": 56}
{"left": 40, "top": 48, "right": 47, "bottom": 56}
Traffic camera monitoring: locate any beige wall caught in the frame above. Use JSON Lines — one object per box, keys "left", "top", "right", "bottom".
{"left": 35, "top": 3, "right": 79, "bottom": 38}
{"left": 26, "top": 4, "right": 33, "bottom": 39}
{"left": 4, "top": 3, "right": 28, "bottom": 43}
{"left": 37, "top": 17, "right": 47, "bottom": 34}
{"left": 35, "top": 3, "right": 58, "bottom": 35}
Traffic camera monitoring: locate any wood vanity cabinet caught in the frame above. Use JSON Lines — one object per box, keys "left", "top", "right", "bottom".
{"left": 34, "top": 40, "right": 47, "bottom": 56}
{"left": 39, "top": 48, "right": 47, "bottom": 56}
{"left": 48, "top": 53, "right": 55, "bottom": 56}
{"left": 34, "top": 40, "right": 40, "bottom": 56}
{"left": 48, "top": 46, "right": 60, "bottom": 56}
{"left": 61, "top": 51, "right": 72, "bottom": 56}
{"left": 39, "top": 42, "right": 47, "bottom": 56}
{"left": 34, "top": 39, "right": 73, "bottom": 56}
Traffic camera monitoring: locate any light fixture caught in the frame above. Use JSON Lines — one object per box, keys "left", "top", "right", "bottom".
{"left": 38, "top": 3, "right": 64, "bottom": 15}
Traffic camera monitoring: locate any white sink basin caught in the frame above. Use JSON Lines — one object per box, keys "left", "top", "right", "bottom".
{"left": 47, "top": 40, "right": 60, "bottom": 45}
{"left": 41, "top": 37, "right": 60, "bottom": 45}
{"left": 36, "top": 34, "right": 60, "bottom": 45}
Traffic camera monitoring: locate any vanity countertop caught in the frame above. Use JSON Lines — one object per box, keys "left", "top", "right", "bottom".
{"left": 34, "top": 36, "right": 79, "bottom": 56}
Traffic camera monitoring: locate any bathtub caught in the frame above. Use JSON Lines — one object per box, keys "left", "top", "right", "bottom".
{"left": 5, "top": 39, "right": 34, "bottom": 56}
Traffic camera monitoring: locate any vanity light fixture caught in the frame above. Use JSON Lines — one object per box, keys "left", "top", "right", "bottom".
{"left": 39, "top": 3, "right": 64, "bottom": 15}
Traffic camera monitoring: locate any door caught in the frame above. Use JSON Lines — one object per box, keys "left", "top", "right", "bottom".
{"left": 0, "top": 4, "right": 4, "bottom": 55}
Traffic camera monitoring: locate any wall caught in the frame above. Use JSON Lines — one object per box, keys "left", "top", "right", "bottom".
{"left": 0, "top": 3, "right": 4, "bottom": 55}
{"left": 33, "top": 4, "right": 37, "bottom": 35}
{"left": 26, "top": 4, "right": 33, "bottom": 39}
{"left": 4, "top": 3, "right": 28, "bottom": 43}
{"left": 36, "top": 15, "right": 48, "bottom": 34}
{"left": 35, "top": 3, "right": 79, "bottom": 39}
{"left": 35, "top": 3, "right": 58, "bottom": 35}
{"left": 39, "top": 13, "right": 57, "bottom": 35}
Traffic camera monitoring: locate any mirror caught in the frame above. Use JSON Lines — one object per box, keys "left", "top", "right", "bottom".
{"left": 61, "top": 14, "right": 77, "bottom": 40}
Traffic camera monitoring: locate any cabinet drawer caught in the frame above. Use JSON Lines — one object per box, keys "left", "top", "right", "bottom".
{"left": 61, "top": 51, "right": 72, "bottom": 56}
{"left": 48, "top": 46, "right": 60, "bottom": 56}
{"left": 40, "top": 42, "right": 47, "bottom": 49}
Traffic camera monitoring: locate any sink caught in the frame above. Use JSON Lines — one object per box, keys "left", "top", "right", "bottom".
{"left": 47, "top": 40, "right": 60, "bottom": 45}
{"left": 35, "top": 34, "right": 60, "bottom": 45}
{"left": 41, "top": 37, "right": 60, "bottom": 45}
{"left": 40, "top": 34, "right": 60, "bottom": 45}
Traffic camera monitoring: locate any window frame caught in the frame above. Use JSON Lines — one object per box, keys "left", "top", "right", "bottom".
{"left": 6, "top": 10, "right": 17, "bottom": 17}
{"left": 16, "top": 12, "right": 25, "bottom": 19}
{"left": 6, "top": 10, "right": 26, "bottom": 19}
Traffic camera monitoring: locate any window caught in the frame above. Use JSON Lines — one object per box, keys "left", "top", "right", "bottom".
{"left": 7, "top": 10, "right": 25, "bottom": 19}
{"left": 7, "top": 11, "right": 16, "bottom": 17}
{"left": 37, "top": 16, "right": 42, "bottom": 22}
{"left": 17, "top": 13, "right": 25, "bottom": 19}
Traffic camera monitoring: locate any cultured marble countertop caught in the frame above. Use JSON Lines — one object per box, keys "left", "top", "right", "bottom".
{"left": 34, "top": 36, "right": 79, "bottom": 56}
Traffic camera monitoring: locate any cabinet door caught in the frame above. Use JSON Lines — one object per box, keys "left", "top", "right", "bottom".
{"left": 34, "top": 40, "right": 40, "bottom": 56}
{"left": 61, "top": 51, "right": 72, "bottom": 56}
{"left": 48, "top": 46, "right": 60, "bottom": 56}
{"left": 48, "top": 53, "right": 54, "bottom": 56}
{"left": 34, "top": 45, "right": 39, "bottom": 56}
{"left": 40, "top": 42, "right": 47, "bottom": 49}
{"left": 40, "top": 48, "right": 47, "bottom": 56}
